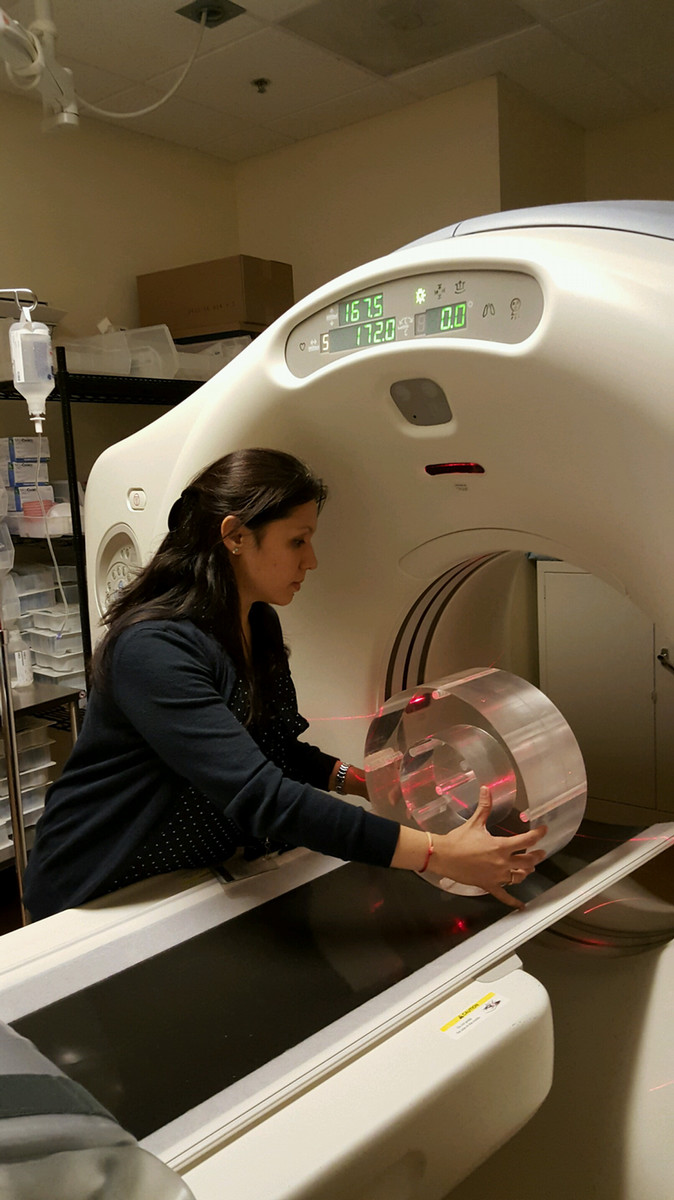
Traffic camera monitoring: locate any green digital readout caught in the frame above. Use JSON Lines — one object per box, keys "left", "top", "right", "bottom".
{"left": 415, "top": 301, "right": 467, "bottom": 336}
{"left": 328, "top": 317, "right": 396, "bottom": 352}
{"left": 339, "top": 292, "right": 384, "bottom": 324}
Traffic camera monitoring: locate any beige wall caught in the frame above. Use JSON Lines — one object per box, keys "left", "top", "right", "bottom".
{"left": 0, "top": 91, "right": 238, "bottom": 336}
{"left": 497, "top": 77, "right": 585, "bottom": 211}
{"left": 585, "top": 108, "right": 674, "bottom": 201}
{"left": 0, "top": 90, "right": 239, "bottom": 476}
{"left": 235, "top": 78, "right": 502, "bottom": 299}
{"left": 234, "top": 74, "right": 588, "bottom": 301}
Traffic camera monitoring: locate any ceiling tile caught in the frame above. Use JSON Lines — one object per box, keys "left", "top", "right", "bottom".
{"left": 516, "top": 0, "right": 606, "bottom": 17}
{"left": 396, "top": 24, "right": 651, "bottom": 128}
{"left": 281, "top": 0, "right": 536, "bottom": 76}
{"left": 60, "top": 59, "right": 140, "bottom": 106}
{"left": 554, "top": 0, "right": 674, "bottom": 107}
{"left": 499, "top": 25, "right": 652, "bottom": 127}
{"left": 241, "top": 0, "right": 317, "bottom": 17}
{"left": 196, "top": 121, "right": 295, "bottom": 162}
{"left": 268, "top": 81, "right": 412, "bottom": 140}
{"left": 149, "top": 27, "right": 378, "bottom": 120}
{"left": 82, "top": 83, "right": 233, "bottom": 150}
{"left": 394, "top": 29, "right": 533, "bottom": 97}
{"left": 29, "top": 0, "right": 262, "bottom": 82}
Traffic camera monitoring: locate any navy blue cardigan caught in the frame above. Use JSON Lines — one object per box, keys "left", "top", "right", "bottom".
{"left": 23, "top": 620, "right": 400, "bottom": 919}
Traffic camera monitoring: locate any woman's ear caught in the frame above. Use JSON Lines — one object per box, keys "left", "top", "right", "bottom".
{"left": 221, "top": 514, "right": 245, "bottom": 554}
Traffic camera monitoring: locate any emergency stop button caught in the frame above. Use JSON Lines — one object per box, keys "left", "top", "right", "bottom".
{"left": 128, "top": 488, "right": 147, "bottom": 511}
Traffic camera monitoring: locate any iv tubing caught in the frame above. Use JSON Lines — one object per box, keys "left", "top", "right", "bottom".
{"left": 75, "top": 9, "right": 207, "bottom": 120}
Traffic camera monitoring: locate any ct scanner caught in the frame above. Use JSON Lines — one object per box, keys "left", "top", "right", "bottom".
{"left": 2, "top": 201, "right": 674, "bottom": 1199}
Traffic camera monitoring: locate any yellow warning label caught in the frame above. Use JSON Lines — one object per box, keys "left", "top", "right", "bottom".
{"left": 441, "top": 992, "right": 500, "bottom": 1034}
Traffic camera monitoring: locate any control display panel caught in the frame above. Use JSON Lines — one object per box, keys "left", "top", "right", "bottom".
{"left": 285, "top": 269, "right": 544, "bottom": 378}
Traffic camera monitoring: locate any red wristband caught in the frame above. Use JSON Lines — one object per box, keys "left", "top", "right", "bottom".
{"left": 418, "top": 831, "right": 435, "bottom": 874}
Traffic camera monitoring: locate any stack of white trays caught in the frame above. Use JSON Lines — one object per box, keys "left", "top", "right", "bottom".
{"left": 10, "top": 566, "right": 57, "bottom": 618}
{"left": 9, "top": 564, "right": 85, "bottom": 692}
{"left": 27, "top": 595, "right": 85, "bottom": 691}
{"left": 27, "top": 627, "right": 85, "bottom": 689}
{"left": 0, "top": 716, "right": 55, "bottom": 850}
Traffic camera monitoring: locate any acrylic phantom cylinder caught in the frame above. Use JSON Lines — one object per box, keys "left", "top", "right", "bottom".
{"left": 364, "top": 668, "right": 587, "bottom": 892}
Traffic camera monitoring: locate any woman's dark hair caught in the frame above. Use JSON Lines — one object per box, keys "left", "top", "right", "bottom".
{"left": 91, "top": 448, "right": 327, "bottom": 719}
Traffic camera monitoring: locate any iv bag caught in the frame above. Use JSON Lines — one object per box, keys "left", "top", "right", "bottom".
{"left": 9, "top": 313, "right": 54, "bottom": 429}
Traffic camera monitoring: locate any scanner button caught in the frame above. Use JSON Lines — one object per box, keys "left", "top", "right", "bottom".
{"left": 128, "top": 488, "right": 146, "bottom": 511}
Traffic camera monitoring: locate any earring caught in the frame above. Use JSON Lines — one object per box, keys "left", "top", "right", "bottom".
{"left": 232, "top": 548, "right": 240, "bottom": 555}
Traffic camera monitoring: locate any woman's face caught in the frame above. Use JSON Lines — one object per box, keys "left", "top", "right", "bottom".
{"left": 224, "top": 500, "right": 319, "bottom": 610}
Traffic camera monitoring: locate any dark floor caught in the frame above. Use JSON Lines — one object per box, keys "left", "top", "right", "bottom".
{"left": 0, "top": 864, "right": 24, "bottom": 934}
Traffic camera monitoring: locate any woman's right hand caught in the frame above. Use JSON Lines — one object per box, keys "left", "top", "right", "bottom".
{"left": 428, "top": 786, "right": 547, "bottom": 909}
{"left": 390, "top": 786, "right": 547, "bottom": 909}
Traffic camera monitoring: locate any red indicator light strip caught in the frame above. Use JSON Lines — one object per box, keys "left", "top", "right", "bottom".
{"left": 425, "top": 463, "right": 485, "bottom": 475}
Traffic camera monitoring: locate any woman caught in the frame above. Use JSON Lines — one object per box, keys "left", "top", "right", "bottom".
{"left": 23, "top": 448, "right": 545, "bottom": 919}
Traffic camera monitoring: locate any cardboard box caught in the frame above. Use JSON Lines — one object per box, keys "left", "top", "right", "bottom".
{"left": 137, "top": 255, "right": 294, "bottom": 340}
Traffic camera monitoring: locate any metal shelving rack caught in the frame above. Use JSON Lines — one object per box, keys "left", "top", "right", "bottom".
{"left": 0, "top": 350, "right": 203, "bottom": 913}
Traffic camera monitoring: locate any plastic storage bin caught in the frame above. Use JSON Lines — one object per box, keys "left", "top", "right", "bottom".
{"left": 15, "top": 587, "right": 57, "bottom": 614}
{"left": 61, "top": 326, "right": 179, "bottom": 378}
{"left": 0, "top": 782, "right": 48, "bottom": 810}
{"left": 11, "top": 502, "right": 81, "bottom": 538}
{"left": 0, "top": 761, "right": 55, "bottom": 799}
{"left": 175, "top": 335, "right": 251, "bottom": 380}
{"left": 32, "top": 665, "right": 86, "bottom": 691}
{"left": 1, "top": 785, "right": 48, "bottom": 839}
{"left": 12, "top": 716, "right": 53, "bottom": 749}
{"left": 175, "top": 352, "right": 219, "bottom": 381}
{"left": 53, "top": 564, "right": 78, "bottom": 584}
{"left": 59, "top": 331, "right": 131, "bottom": 376}
{"left": 0, "top": 574, "right": 21, "bottom": 623}
{"left": 27, "top": 628, "right": 83, "bottom": 656}
{"left": 0, "top": 522, "right": 14, "bottom": 573}
{"left": 0, "top": 741, "right": 54, "bottom": 775}
{"left": 33, "top": 650, "right": 85, "bottom": 674}
{"left": 62, "top": 583, "right": 79, "bottom": 605}
{"left": 22, "top": 787, "right": 48, "bottom": 826}
{"left": 52, "top": 480, "right": 85, "bottom": 507}
{"left": 32, "top": 605, "right": 81, "bottom": 633}
{"left": 10, "top": 567, "right": 57, "bottom": 613}
{"left": 126, "top": 325, "right": 178, "bottom": 378}
{"left": 47, "top": 565, "right": 80, "bottom": 607}
{"left": 12, "top": 566, "right": 55, "bottom": 592}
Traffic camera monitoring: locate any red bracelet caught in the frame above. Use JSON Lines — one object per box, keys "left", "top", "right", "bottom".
{"left": 418, "top": 831, "right": 435, "bottom": 874}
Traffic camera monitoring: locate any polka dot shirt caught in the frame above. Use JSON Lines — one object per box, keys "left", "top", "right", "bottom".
{"left": 107, "top": 670, "right": 310, "bottom": 891}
